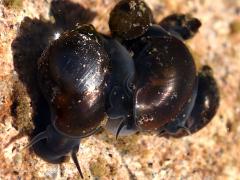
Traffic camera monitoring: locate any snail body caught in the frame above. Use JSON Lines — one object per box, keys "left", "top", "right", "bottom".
{"left": 104, "top": 0, "right": 219, "bottom": 137}
{"left": 102, "top": 37, "right": 137, "bottom": 136}
{"left": 112, "top": 25, "right": 199, "bottom": 135}
{"left": 30, "top": 25, "right": 110, "bottom": 177}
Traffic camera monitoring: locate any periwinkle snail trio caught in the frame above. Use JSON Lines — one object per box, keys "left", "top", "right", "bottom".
{"left": 28, "top": 0, "right": 220, "bottom": 178}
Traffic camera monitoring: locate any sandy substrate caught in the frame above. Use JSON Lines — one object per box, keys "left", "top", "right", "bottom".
{"left": 0, "top": 0, "right": 240, "bottom": 179}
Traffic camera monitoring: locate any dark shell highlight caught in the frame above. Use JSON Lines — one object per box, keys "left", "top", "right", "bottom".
{"left": 133, "top": 35, "right": 197, "bottom": 131}
{"left": 38, "top": 25, "right": 109, "bottom": 137}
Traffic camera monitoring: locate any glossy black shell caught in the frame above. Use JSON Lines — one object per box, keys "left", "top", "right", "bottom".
{"left": 161, "top": 66, "right": 220, "bottom": 137}
{"left": 109, "top": 0, "right": 153, "bottom": 40}
{"left": 160, "top": 13, "right": 202, "bottom": 40}
{"left": 128, "top": 26, "right": 197, "bottom": 131}
{"left": 184, "top": 66, "right": 220, "bottom": 134}
{"left": 38, "top": 25, "right": 109, "bottom": 137}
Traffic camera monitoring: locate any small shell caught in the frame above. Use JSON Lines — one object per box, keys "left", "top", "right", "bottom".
{"left": 109, "top": 0, "right": 153, "bottom": 40}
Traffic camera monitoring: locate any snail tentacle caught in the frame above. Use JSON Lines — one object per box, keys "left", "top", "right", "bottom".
{"left": 26, "top": 130, "right": 47, "bottom": 149}
{"left": 71, "top": 146, "right": 84, "bottom": 179}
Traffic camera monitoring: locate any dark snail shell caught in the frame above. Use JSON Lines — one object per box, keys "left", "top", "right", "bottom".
{"left": 159, "top": 13, "right": 202, "bottom": 40}
{"left": 130, "top": 28, "right": 197, "bottom": 131}
{"left": 109, "top": 0, "right": 153, "bottom": 40}
{"left": 38, "top": 25, "right": 109, "bottom": 137}
{"left": 161, "top": 66, "right": 220, "bottom": 137}
{"left": 184, "top": 66, "right": 220, "bottom": 134}
{"left": 159, "top": 79, "right": 198, "bottom": 135}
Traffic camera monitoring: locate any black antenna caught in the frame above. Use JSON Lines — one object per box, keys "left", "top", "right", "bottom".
{"left": 116, "top": 121, "right": 126, "bottom": 140}
{"left": 71, "top": 147, "right": 84, "bottom": 179}
{"left": 25, "top": 131, "right": 47, "bottom": 149}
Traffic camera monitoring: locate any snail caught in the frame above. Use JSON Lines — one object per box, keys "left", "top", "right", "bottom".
{"left": 25, "top": 0, "right": 220, "bottom": 178}
{"left": 28, "top": 24, "right": 110, "bottom": 178}
{"left": 104, "top": 0, "right": 219, "bottom": 138}
{"left": 108, "top": 0, "right": 153, "bottom": 40}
